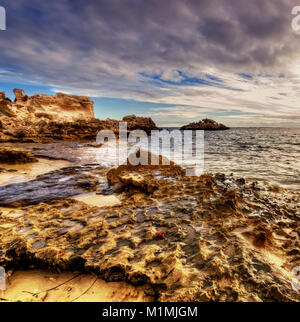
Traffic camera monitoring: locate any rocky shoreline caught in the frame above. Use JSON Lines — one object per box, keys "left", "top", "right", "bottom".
{"left": 0, "top": 149, "right": 38, "bottom": 164}
{"left": 0, "top": 145, "right": 299, "bottom": 302}
{"left": 0, "top": 89, "right": 299, "bottom": 302}
{"left": 0, "top": 90, "right": 159, "bottom": 143}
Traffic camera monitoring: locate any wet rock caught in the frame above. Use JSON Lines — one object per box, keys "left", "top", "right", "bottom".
{"left": 17, "top": 227, "right": 32, "bottom": 234}
{"left": 32, "top": 240, "right": 47, "bottom": 250}
{"left": 0, "top": 149, "right": 38, "bottom": 164}
{"left": 0, "top": 164, "right": 104, "bottom": 206}
{"left": 236, "top": 178, "right": 246, "bottom": 185}
{"left": 97, "top": 182, "right": 122, "bottom": 195}
{"left": 107, "top": 150, "right": 185, "bottom": 193}
{"left": 215, "top": 173, "right": 226, "bottom": 182}
{"left": 0, "top": 167, "right": 299, "bottom": 302}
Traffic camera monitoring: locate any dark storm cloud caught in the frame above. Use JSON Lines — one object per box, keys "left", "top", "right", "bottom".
{"left": 0, "top": 0, "right": 299, "bottom": 128}
{"left": 0, "top": 1, "right": 298, "bottom": 78}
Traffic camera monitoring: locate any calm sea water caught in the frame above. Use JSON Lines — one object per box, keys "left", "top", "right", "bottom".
{"left": 202, "top": 127, "right": 300, "bottom": 190}
{"left": 101, "top": 127, "right": 300, "bottom": 191}
{"left": 1, "top": 127, "right": 299, "bottom": 191}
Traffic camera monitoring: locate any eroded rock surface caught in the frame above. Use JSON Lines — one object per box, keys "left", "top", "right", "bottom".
{"left": 0, "top": 162, "right": 299, "bottom": 302}
{"left": 122, "top": 115, "right": 159, "bottom": 134}
{"left": 107, "top": 151, "right": 185, "bottom": 193}
{"left": 0, "top": 90, "right": 159, "bottom": 142}
{"left": 0, "top": 149, "right": 38, "bottom": 164}
{"left": 11, "top": 89, "right": 94, "bottom": 120}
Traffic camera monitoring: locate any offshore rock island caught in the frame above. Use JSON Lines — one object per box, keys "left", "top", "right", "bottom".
{"left": 0, "top": 89, "right": 299, "bottom": 302}
{"left": 181, "top": 119, "right": 230, "bottom": 131}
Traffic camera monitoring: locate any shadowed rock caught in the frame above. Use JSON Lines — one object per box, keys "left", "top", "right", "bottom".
{"left": 122, "top": 115, "right": 159, "bottom": 134}
{"left": 0, "top": 164, "right": 104, "bottom": 206}
{"left": 181, "top": 118, "right": 229, "bottom": 131}
{"left": 0, "top": 149, "right": 38, "bottom": 164}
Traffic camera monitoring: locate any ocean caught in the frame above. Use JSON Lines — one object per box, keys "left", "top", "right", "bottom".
{"left": 1, "top": 127, "right": 299, "bottom": 191}
{"left": 203, "top": 127, "right": 300, "bottom": 190}
{"left": 131, "top": 127, "right": 300, "bottom": 190}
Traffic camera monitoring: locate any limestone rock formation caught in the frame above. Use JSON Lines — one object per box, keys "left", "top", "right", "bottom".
{"left": 122, "top": 115, "right": 159, "bottom": 134}
{"left": 107, "top": 150, "right": 185, "bottom": 193}
{"left": 0, "top": 89, "right": 159, "bottom": 143}
{"left": 0, "top": 89, "right": 97, "bottom": 142}
{"left": 0, "top": 92, "right": 6, "bottom": 100}
{"left": 12, "top": 89, "right": 94, "bottom": 120}
{"left": 13, "top": 89, "right": 27, "bottom": 102}
{"left": 181, "top": 118, "right": 229, "bottom": 131}
{"left": 0, "top": 149, "right": 38, "bottom": 164}
{"left": 0, "top": 167, "right": 299, "bottom": 301}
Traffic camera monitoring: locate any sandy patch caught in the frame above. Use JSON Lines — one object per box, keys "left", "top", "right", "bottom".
{"left": 0, "top": 158, "right": 71, "bottom": 186}
{"left": 72, "top": 192, "right": 121, "bottom": 207}
{"left": 0, "top": 269, "right": 153, "bottom": 302}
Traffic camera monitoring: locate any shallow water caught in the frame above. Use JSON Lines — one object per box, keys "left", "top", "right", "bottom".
{"left": 98, "top": 127, "right": 300, "bottom": 190}
{"left": 0, "top": 127, "right": 299, "bottom": 191}
{"left": 0, "top": 158, "right": 70, "bottom": 186}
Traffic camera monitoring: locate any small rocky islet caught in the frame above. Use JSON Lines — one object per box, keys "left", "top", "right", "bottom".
{"left": 0, "top": 89, "right": 299, "bottom": 302}
{"left": 180, "top": 118, "right": 230, "bottom": 131}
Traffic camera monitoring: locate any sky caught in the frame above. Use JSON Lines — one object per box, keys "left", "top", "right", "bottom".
{"left": 0, "top": 0, "right": 300, "bottom": 127}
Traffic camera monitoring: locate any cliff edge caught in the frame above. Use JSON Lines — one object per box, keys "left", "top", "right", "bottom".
{"left": 1, "top": 89, "right": 94, "bottom": 123}
{"left": 0, "top": 89, "right": 159, "bottom": 142}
